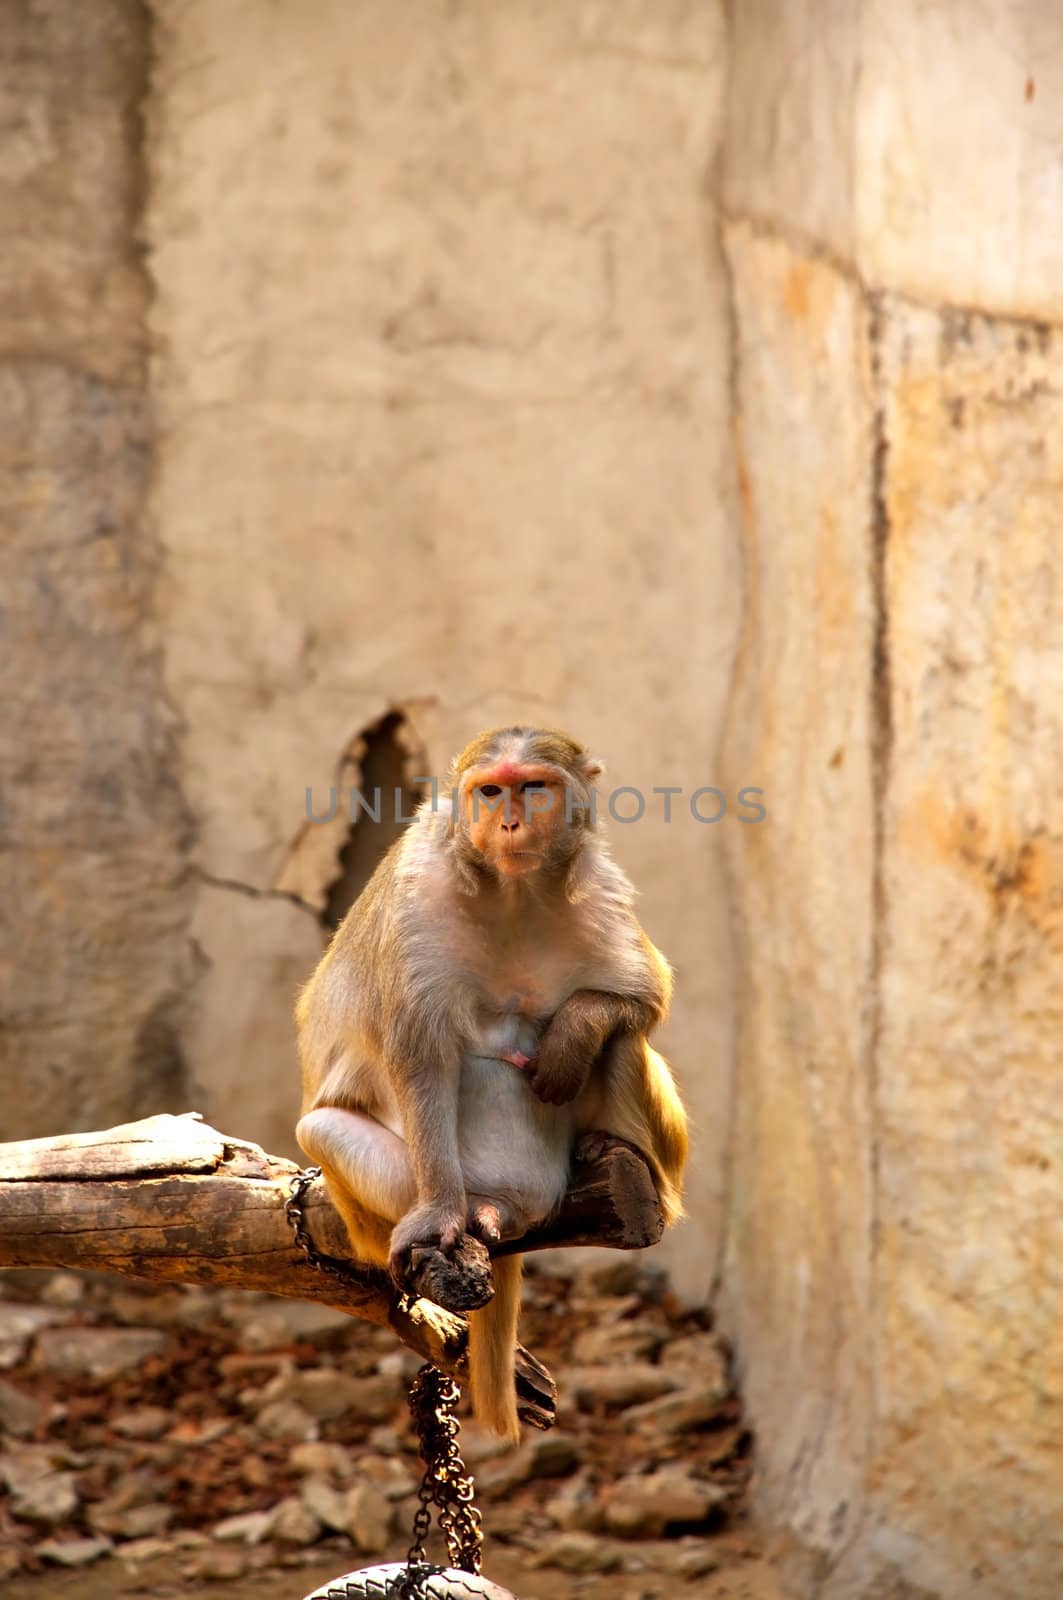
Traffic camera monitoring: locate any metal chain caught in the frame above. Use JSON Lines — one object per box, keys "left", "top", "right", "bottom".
{"left": 286, "top": 1165, "right": 372, "bottom": 1287}
{"left": 406, "top": 1364, "right": 483, "bottom": 1576}
{"left": 400, "top": 1456, "right": 437, "bottom": 1600}
{"left": 286, "top": 1170, "right": 485, "bottom": 1597}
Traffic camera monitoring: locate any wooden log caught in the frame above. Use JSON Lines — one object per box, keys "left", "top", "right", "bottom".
{"left": 498, "top": 1133, "right": 666, "bottom": 1256}
{"left": 0, "top": 1116, "right": 664, "bottom": 1430}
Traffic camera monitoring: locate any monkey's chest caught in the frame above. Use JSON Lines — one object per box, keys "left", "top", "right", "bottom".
{"left": 467, "top": 933, "right": 584, "bottom": 1023}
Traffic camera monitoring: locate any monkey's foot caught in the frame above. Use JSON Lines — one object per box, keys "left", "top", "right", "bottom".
{"left": 572, "top": 1128, "right": 614, "bottom": 1166}
{"left": 466, "top": 1198, "right": 503, "bottom": 1245}
{"left": 405, "top": 1233, "right": 494, "bottom": 1313}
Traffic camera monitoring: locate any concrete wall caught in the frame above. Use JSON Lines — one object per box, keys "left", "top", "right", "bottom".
{"left": 145, "top": 0, "right": 738, "bottom": 1298}
{"left": 0, "top": 0, "right": 195, "bottom": 1137}
{"left": 7, "top": 5, "right": 1063, "bottom": 1593}
{"left": 721, "top": 3, "right": 1063, "bottom": 1595}
{"left": 1, "top": 3, "right": 738, "bottom": 1301}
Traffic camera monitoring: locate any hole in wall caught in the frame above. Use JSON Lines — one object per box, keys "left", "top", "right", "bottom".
{"left": 321, "top": 712, "right": 425, "bottom": 932}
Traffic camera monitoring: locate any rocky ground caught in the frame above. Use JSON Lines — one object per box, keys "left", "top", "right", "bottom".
{"left": 0, "top": 1259, "right": 781, "bottom": 1599}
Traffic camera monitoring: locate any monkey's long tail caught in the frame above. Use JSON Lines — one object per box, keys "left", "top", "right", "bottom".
{"left": 467, "top": 1253, "right": 522, "bottom": 1443}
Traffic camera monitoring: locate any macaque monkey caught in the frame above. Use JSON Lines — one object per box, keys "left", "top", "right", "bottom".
{"left": 295, "top": 726, "right": 687, "bottom": 1440}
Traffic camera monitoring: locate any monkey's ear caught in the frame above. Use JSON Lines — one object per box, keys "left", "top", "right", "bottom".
{"left": 580, "top": 755, "right": 604, "bottom": 784}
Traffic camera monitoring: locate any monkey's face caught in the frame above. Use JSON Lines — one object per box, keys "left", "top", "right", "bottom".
{"left": 460, "top": 757, "right": 573, "bottom": 881}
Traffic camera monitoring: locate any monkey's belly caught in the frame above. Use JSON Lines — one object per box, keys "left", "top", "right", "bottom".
{"left": 457, "top": 1051, "right": 573, "bottom": 1221}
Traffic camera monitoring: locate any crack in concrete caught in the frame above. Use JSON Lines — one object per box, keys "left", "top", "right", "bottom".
{"left": 722, "top": 207, "right": 1063, "bottom": 332}
{"left": 866, "top": 287, "right": 893, "bottom": 1478}
{"left": 708, "top": 189, "right": 745, "bottom": 1314}
{"left": 193, "top": 868, "right": 318, "bottom": 920}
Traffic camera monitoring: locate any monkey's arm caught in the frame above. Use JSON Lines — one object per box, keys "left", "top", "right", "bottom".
{"left": 379, "top": 1014, "right": 469, "bottom": 1282}
{"left": 525, "top": 990, "right": 656, "bottom": 1106}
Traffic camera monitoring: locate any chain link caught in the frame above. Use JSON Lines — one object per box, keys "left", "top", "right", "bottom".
{"left": 286, "top": 1169, "right": 485, "bottom": 1599}
{"left": 285, "top": 1165, "right": 373, "bottom": 1288}
{"left": 406, "top": 1364, "right": 483, "bottom": 1577}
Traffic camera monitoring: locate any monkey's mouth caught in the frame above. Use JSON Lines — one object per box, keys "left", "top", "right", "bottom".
{"left": 496, "top": 851, "right": 544, "bottom": 876}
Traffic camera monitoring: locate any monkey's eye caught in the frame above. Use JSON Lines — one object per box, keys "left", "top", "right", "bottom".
{"left": 478, "top": 784, "right": 502, "bottom": 798}
{"left": 520, "top": 781, "right": 549, "bottom": 792}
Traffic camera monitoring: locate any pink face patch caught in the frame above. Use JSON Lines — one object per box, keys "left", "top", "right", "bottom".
{"left": 483, "top": 758, "right": 526, "bottom": 787}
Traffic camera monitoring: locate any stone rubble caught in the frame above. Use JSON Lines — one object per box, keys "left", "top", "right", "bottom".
{"left": 31, "top": 1327, "right": 168, "bottom": 1381}
{"left": 35, "top": 1534, "right": 113, "bottom": 1566}
{"left": 0, "top": 1307, "right": 71, "bottom": 1370}
{"left": 270, "top": 1495, "right": 322, "bottom": 1546}
{"left": 0, "top": 1379, "right": 44, "bottom": 1439}
{"left": 0, "top": 1261, "right": 750, "bottom": 1583}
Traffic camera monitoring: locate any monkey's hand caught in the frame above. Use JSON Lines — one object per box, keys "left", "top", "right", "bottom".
{"left": 387, "top": 1201, "right": 465, "bottom": 1289}
{"left": 522, "top": 1011, "right": 601, "bottom": 1106}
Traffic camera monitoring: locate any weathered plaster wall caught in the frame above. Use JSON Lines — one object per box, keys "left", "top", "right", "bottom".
{"left": 722, "top": 3, "right": 1063, "bottom": 1595}
{"left": 146, "top": 0, "right": 738, "bottom": 1296}
{"left": 722, "top": 221, "right": 877, "bottom": 1580}
{"left": 10, "top": 9, "right": 1057, "bottom": 1589}
{"left": 0, "top": 0, "right": 194, "bottom": 1138}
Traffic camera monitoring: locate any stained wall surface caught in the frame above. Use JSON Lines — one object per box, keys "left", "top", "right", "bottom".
{"left": 722, "top": 3, "right": 1063, "bottom": 1594}
{"left": 0, "top": 1, "right": 194, "bottom": 1138}
{"left": 6, "top": 8, "right": 1062, "bottom": 1594}
{"left": 146, "top": 0, "right": 738, "bottom": 1298}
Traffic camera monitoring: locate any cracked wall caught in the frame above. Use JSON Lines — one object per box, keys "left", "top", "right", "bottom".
{"left": 145, "top": 0, "right": 738, "bottom": 1295}
{"left": 721, "top": 3, "right": 1063, "bottom": 1596}
{"left": 0, "top": 0, "right": 195, "bottom": 1138}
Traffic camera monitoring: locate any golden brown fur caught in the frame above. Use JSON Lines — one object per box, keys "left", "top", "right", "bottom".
{"left": 295, "top": 726, "right": 687, "bottom": 1439}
